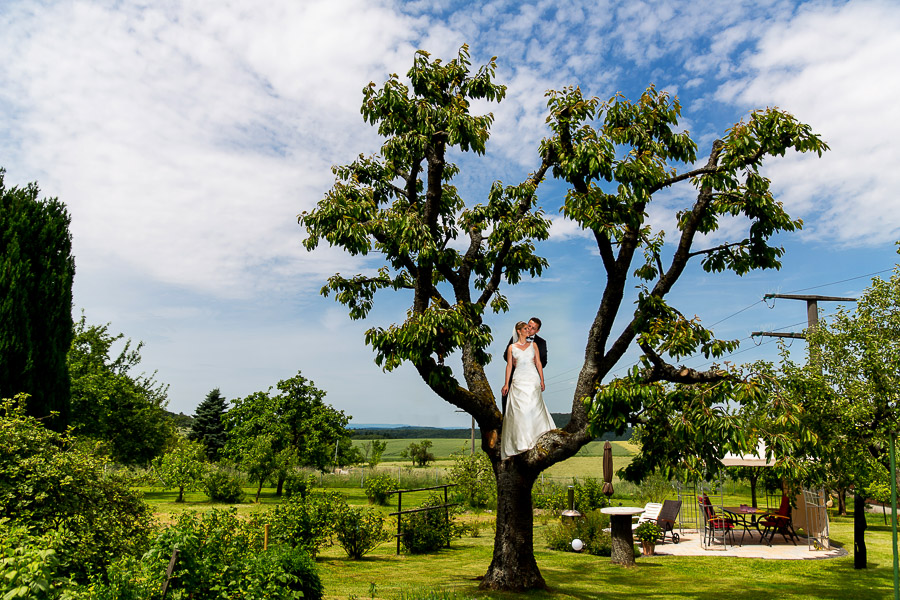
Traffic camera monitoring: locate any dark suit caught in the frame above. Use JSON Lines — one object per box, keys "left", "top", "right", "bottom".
{"left": 501, "top": 334, "right": 548, "bottom": 414}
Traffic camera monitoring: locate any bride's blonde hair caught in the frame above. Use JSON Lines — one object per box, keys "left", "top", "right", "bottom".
{"left": 515, "top": 321, "right": 528, "bottom": 333}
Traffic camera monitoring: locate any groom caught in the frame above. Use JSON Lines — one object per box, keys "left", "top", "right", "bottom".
{"left": 501, "top": 317, "right": 548, "bottom": 414}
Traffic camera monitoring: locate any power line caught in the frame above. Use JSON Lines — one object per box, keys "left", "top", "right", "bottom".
{"left": 781, "top": 268, "right": 892, "bottom": 295}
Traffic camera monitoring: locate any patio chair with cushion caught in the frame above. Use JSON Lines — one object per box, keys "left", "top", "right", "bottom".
{"left": 698, "top": 494, "right": 736, "bottom": 547}
{"left": 654, "top": 499, "right": 683, "bottom": 544}
{"left": 759, "top": 494, "right": 798, "bottom": 546}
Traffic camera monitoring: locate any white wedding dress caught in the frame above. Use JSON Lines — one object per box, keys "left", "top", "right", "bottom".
{"left": 501, "top": 342, "right": 555, "bottom": 459}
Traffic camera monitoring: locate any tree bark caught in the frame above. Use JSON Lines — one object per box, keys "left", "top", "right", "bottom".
{"left": 610, "top": 514, "right": 635, "bottom": 566}
{"left": 837, "top": 488, "right": 848, "bottom": 515}
{"left": 854, "top": 492, "right": 867, "bottom": 569}
{"left": 479, "top": 461, "right": 545, "bottom": 591}
{"left": 749, "top": 469, "right": 759, "bottom": 508}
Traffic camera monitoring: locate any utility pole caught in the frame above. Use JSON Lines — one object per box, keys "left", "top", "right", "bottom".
{"left": 751, "top": 294, "right": 856, "bottom": 339}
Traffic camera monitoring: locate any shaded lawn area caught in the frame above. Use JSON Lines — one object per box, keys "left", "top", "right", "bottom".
{"left": 315, "top": 514, "right": 891, "bottom": 600}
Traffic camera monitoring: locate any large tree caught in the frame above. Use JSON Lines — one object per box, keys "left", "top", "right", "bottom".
{"left": 0, "top": 169, "right": 75, "bottom": 428}
{"left": 68, "top": 316, "right": 174, "bottom": 464}
{"left": 300, "top": 47, "right": 826, "bottom": 590}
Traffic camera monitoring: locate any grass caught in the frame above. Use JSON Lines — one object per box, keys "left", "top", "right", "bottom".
{"left": 139, "top": 441, "right": 896, "bottom": 599}
{"left": 311, "top": 513, "right": 893, "bottom": 600}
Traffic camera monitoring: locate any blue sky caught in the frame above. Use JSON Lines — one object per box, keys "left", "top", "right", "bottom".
{"left": 1, "top": 0, "right": 898, "bottom": 426}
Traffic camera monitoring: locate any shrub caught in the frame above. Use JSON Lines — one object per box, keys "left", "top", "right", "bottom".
{"left": 86, "top": 508, "right": 324, "bottom": 600}
{"left": 0, "top": 523, "right": 63, "bottom": 600}
{"left": 365, "top": 473, "right": 399, "bottom": 505}
{"left": 531, "top": 480, "right": 567, "bottom": 512}
{"left": 0, "top": 397, "right": 154, "bottom": 582}
{"left": 283, "top": 471, "right": 317, "bottom": 499}
{"left": 573, "top": 477, "right": 609, "bottom": 512}
{"left": 257, "top": 492, "right": 346, "bottom": 557}
{"left": 448, "top": 450, "right": 495, "bottom": 509}
{"left": 635, "top": 520, "right": 662, "bottom": 543}
{"left": 400, "top": 493, "right": 463, "bottom": 554}
{"left": 203, "top": 469, "right": 246, "bottom": 503}
{"left": 544, "top": 510, "right": 612, "bottom": 556}
{"left": 334, "top": 506, "right": 392, "bottom": 559}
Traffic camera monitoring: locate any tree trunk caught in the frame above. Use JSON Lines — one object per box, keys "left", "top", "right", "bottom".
{"left": 837, "top": 488, "right": 848, "bottom": 515}
{"left": 276, "top": 474, "right": 285, "bottom": 497}
{"left": 854, "top": 492, "right": 867, "bottom": 569}
{"left": 479, "top": 462, "right": 545, "bottom": 591}
{"left": 610, "top": 514, "right": 635, "bottom": 566}
{"left": 749, "top": 469, "right": 759, "bottom": 508}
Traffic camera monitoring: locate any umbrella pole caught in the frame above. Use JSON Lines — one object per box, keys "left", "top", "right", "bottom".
{"left": 890, "top": 431, "right": 898, "bottom": 600}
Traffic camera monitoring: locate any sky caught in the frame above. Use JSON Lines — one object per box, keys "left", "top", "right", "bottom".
{"left": 1, "top": 0, "right": 898, "bottom": 427}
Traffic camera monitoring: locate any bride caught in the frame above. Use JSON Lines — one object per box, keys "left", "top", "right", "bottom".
{"left": 500, "top": 321, "right": 555, "bottom": 459}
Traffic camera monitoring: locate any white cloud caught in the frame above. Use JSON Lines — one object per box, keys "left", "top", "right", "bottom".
{"left": 716, "top": 0, "right": 900, "bottom": 245}
{"left": 0, "top": 0, "right": 422, "bottom": 298}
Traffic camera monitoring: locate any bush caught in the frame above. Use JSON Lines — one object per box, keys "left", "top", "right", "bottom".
{"left": 365, "top": 473, "right": 399, "bottom": 505}
{"left": 635, "top": 520, "right": 662, "bottom": 543}
{"left": 573, "top": 477, "right": 609, "bottom": 512}
{"left": 257, "top": 492, "right": 346, "bottom": 557}
{"left": 544, "top": 510, "right": 612, "bottom": 556}
{"left": 0, "top": 397, "right": 154, "bottom": 582}
{"left": 203, "top": 469, "right": 246, "bottom": 503}
{"left": 448, "top": 450, "right": 495, "bottom": 509}
{"left": 0, "top": 523, "right": 63, "bottom": 600}
{"left": 400, "top": 492, "right": 463, "bottom": 554}
{"left": 81, "top": 508, "right": 323, "bottom": 600}
{"left": 283, "top": 471, "right": 317, "bottom": 499}
{"left": 334, "top": 506, "right": 392, "bottom": 559}
{"left": 532, "top": 480, "right": 567, "bottom": 512}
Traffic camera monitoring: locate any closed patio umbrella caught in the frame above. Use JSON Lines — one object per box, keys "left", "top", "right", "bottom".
{"left": 602, "top": 441, "right": 614, "bottom": 497}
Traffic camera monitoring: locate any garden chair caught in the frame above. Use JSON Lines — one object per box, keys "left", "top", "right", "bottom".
{"left": 631, "top": 502, "right": 663, "bottom": 532}
{"left": 759, "top": 494, "right": 798, "bottom": 545}
{"left": 698, "top": 494, "right": 735, "bottom": 547}
{"left": 653, "top": 499, "right": 682, "bottom": 544}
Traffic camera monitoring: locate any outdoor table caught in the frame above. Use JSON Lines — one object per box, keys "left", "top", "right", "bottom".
{"left": 601, "top": 506, "right": 645, "bottom": 566}
{"left": 724, "top": 506, "right": 771, "bottom": 544}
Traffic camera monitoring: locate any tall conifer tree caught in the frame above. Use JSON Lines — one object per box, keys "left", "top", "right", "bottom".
{"left": 189, "top": 387, "right": 228, "bottom": 460}
{"left": 0, "top": 169, "right": 75, "bottom": 428}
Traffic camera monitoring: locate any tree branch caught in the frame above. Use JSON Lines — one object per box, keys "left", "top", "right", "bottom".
{"left": 687, "top": 241, "right": 746, "bottom": 258}
{"left": 638, "top": 342, "right": 732, "bottom": 385}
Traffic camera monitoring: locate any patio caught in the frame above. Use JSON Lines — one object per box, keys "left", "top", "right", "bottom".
{"left": 648, "top": 528, "right": 848, "bottom": 560}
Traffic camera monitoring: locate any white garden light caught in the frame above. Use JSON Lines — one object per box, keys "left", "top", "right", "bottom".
{"left": 571, "top": 538, "right": 583, "bottom": 552}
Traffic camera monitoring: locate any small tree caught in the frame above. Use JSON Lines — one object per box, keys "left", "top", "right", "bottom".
{"left": 362, "top": 439, "right": 388, "bottom": 469}
{"left": 68, "top": 316, "right": 174, "bottom": 464}
{"left": 401, "top": 440, "right": 435, "bottom": 467}
{"left": 154, "top": 440, "right": 208, "bottom": 502}
{"left": 189, "top": 388, "right": 228, "bottom": 461}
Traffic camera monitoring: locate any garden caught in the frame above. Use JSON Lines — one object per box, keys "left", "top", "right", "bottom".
{"left": 3, "top": 396, "right": 894, "bottom": 600}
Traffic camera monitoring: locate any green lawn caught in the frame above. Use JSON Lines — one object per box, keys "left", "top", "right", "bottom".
{"left": 138, "top": 441, "right": 896, "bottom": 599}
{"left": 311, "top": 513, "right": 893, "bottom": 600}
{"left": 141, "top": 483, "right": 896, "bottom": 599}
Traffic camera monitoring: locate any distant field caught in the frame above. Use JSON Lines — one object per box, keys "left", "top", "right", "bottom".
{"left": 353, "top": 438, "right": 636, "bottom": 485}
{"left": 353, "top": 438, "right": 636, "bottom": 461}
